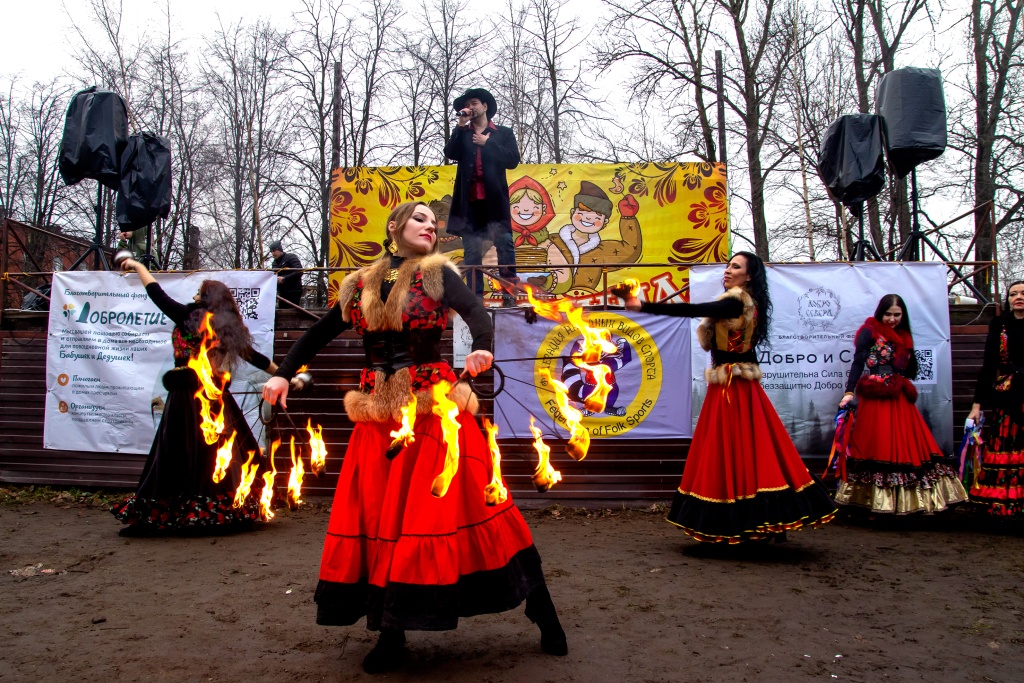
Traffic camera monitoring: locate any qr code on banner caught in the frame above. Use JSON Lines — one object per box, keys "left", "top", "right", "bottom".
{"left": 914, "top": 348, "right": 935, "bottom": 384}
{"left": 229, "top": 287, "right": 261, "bottom": 320}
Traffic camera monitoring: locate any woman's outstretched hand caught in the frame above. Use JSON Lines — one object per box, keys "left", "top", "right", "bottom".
{"left": 461, "top": 350, "right": 494, "bottom": 377}
{"left": 263, "top": 376, "right": 290, "bottom": 410}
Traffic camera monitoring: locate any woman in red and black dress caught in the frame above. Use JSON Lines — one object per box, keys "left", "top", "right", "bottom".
{"left": 967, "top": 280, "right": 1024, "bottom": 516}
{"left": 111, "top": 258, "right": 277, "bottom": 535}
{"left": 835, "top": 294, "right": 967, "bottom": 514}
{"left": 262, "top": 201, "right": 566, "bottom": 674}
{"left": 623, "top": 252, "right": 837, "bottom": 543}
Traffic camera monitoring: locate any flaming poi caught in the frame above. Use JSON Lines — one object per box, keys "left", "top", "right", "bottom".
{"left": 306, "top": 418, "right": 328, "bottom": 476}
{"left": 430, "top": 381, "right": 463, "bottom": 498}
{"left": 482, "top": 418, "right": 508, "bottom": 506}
{"left": 259, "top": 438, "right": 280, "bottom": 521}
{"left": 286, "top": 435, "right": 304, "bottom": 510}
{"left": 386, "top": 394, "right": 418, "bottom": 459}
{"left": 212, "top": 430, "right": 237, "bottom": 484}
{"left": 529, "top": 416, "right": 562, "bottom": 492}
{"left": 232, "top": 450, "right": 260, "bottom": 508}
{"left": 576, "top": 359, "right": 613, "bottom": 414}
{"left": 540, "top": 368, "right": 591, "bottom": 461}
{"left": 188, "top": 312, "right": 229, "bottom": 445}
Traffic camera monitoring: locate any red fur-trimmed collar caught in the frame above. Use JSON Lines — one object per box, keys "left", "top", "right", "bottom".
{"left": 859, "top": 316, "right": 914, "bottom": 364}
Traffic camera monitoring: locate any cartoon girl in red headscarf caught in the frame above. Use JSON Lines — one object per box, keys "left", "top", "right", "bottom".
{"left": 508, "top": 176, "right": 557, "bottom": 290}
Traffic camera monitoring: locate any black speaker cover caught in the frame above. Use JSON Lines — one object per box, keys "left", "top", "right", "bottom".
{"left": 58, "top": 87, "right": 130, "bottom": 190}
{"left": 816, "top": 114, "right": 886, "bottom": 215}
{"left": 876, "top": 67, "right": 946, "bottom": 178}
{"left": 116, "top": 132, "right": 172, "bottom": 231}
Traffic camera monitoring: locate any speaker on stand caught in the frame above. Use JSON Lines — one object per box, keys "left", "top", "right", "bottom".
{"left": 875, "top": 67, "right": 987, "bottom": 301}
{"left": 59, "top": 87, "right": 129, "bottom": 271}
{"left": 816, "top": 113, "right": 886, "bottom": 261}
{"left": 116, "top": 131, "right": 173, "bottom": 270}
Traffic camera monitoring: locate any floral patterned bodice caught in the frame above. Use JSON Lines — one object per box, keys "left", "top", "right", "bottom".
{"left": 865, "top": 338, "right": 899, "bottom": 375}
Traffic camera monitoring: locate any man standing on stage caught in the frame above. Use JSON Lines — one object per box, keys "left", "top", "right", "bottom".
{"left": 269, "top": 240, "right": 303, "bottom": 306}
{"left": 444, "top": 87, "right": 520, "bottom": 305}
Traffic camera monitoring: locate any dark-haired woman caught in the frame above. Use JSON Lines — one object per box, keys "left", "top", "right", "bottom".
{"left": 834, "top": 294, "right": 967, "bottom": 514}
{"left": 111, "top": 258, "right": 278, "bottom": 535}
{"left": 262, "top": 201, "right": 566, "bottom": 674}
{"left": 622, "top": 252, "right": 837, "bottom": 543}
{"left": 967, "top": 280, "right": 1024, "bottom": 516}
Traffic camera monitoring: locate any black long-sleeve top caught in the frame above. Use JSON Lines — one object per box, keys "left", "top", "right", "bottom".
{"left": 973, "top": 314, "right": 1024, "bottom": 406}
{"left": 272, "top": 252, "right": 303, "bottom": 297}
{"left": 274, "top": 257, "right": 493, "bottom": 380}
{"left": 145, "top": 282, "right": 271, "bottom": 371}
{"left": 639, "top": 298, "right": 744, "bottom": 320}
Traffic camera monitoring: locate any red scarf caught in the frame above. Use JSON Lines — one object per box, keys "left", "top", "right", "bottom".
{"left": 859, "top": 316, "right": 914, "bottom": 369}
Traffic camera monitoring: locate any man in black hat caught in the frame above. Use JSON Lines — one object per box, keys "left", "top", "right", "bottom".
{"left": 269, "top": 241, "right": 303, "bottom": 306}
{"left": 444, "top": 87, "right": 520, "bottom": 304}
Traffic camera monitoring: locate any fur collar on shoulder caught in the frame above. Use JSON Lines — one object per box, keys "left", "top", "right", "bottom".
{"left": 338, "top": 253, "right": 456, "bottom": 330}
{"left": 859, "top": 316, "right": 913, "bottom": 364}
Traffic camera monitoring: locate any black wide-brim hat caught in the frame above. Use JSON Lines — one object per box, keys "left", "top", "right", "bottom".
{"left": 453, "top": 88, "right": 497, "bottom": 119}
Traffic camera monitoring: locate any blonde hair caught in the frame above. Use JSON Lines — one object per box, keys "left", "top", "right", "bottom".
{"left": 385, "top": 201, "right": 439, "bottom": 255}
{"left": 510, "top": 187, "right": 544, "bottom": 206}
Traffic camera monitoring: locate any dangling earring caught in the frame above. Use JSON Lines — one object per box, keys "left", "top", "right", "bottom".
{"left": 387, "top": 239, "right": 398, "bottom": 255}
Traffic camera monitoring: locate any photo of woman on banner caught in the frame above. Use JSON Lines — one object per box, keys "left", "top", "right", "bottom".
{"left": 619, "top": 252, "right": 837, "bottom": 543}
{"left": 834, "top": 294, "right": 967, "bottom": 515}
{"left": 967, "top": 280, "right": 1024, "bottom": 516}
{"left": 111, "top": 258, "right": 280, "bottom": 536}
{"left": 261, "top": 201, "right": 566, "bottom": 674}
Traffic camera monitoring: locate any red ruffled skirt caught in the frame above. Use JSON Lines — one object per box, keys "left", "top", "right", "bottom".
{"left": 666, "top": 378, "right": 837, "bottom": 543}
{"left": 970, "top": 404, "right": 1024, "bottom": 516}
{"left": 836, "top": 377, "right": 967, "bottom": 514}
{"left": 315, "top": 410, "right": 545, "bottom": 631}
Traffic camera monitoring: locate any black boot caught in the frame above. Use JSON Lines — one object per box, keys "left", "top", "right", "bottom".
{"left": 524, "top": 585, "right": 568, "bottom": 656}
{"left": 362, "top": 628, "right": 406, "bottom": 674}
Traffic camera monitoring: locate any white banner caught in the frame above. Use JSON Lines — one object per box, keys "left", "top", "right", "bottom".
{"left": 494, "top": 312, "right": 692, "bottom": 440}
{"left": 689, "top": 262, "right": 953, "bottom": 455}
{"left": 44, "top": 271, "right": 276, "bottom": 454}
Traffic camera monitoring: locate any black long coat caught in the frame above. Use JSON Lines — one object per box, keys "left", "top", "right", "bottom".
{"left": 443, "top": 124, "right": 520, "bottom": 237}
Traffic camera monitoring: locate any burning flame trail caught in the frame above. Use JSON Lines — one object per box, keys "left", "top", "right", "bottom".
{"left": 232, "top": 450, "right": 260, "bottom": 508}
{"left": 387, "top": 394, "right": 418, "bottom": 458}
{"left": 212, "top": 430, "right": 237, "bottom": 483}
{"left": 540, "top": 369, "right": 591, "bottom": 461}
{"left": 286, "top": 435, "right": 304, "bottom": 509}
{"left": 482, "top": 418, "right": 508, "bottom": 506}
{"left": 576, "top": 360, "right": 613, "bottom": 414}
{"left": 259, "top": 439, "right": 280, "bottom": 521}
{"left": 529, "top": 416, "right": 562, "bottom": 492}
{"left": 306, "top": 418, "right": 328, "bottom": 476}
{"left": 188, "top": 312, "right": 229, "bottom": 445}
{"left": 430, "top": 381, "right": 463, "bottom": 498}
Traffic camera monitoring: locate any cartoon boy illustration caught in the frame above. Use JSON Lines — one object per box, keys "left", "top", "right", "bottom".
{"left": 547, "top": 181, "right": 642, "bottom": 293}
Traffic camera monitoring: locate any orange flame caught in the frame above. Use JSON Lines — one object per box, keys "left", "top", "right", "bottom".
{"left": 388, "top": 394, "right": 418, "bottom": 453}
{"left": 566, "top": 306, "right": 616, "bottom": 363}
{"left": 540, "top": 368, "right": 590, "bottom": 461}
{"left": 577, "top": 360, "right": 613, "bottom": 414}
{"left": 524, "top": 285, "right": 571, "bottom": 322}
{"left": 529, "top": 416, "right": 562, "bottom": 492}
{"left": 286, "top": 435, "right": 304, "bottom": 509}
{"left": 297, "top": 364, "right": 309, "bottom": 374}
{"left": 212, "top": 430, "right": 237, "bottom": 483}
{"left": 306, "top": 418, "right": 328, "bottom": 476}
{"left": 430, "top": 381, "right": 462, "bottom": 498}
{"left": 610, "top": 277, "right": 640, "bottom": 300}
{"left": 188, "top": 312, "right": 229, "bottom": 445}
{"left": 232, "top": 450, "right": 260, "bottom": 508}
{"left": 259, "top": 438, "right": 280, "bottom": 521}
{"left": 482, "top": 418, "right": 508, "bottom": 506}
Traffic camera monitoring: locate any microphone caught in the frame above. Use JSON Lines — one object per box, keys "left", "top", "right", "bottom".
{"left": 456, "top": 108, "right": 471, "bottom": 118}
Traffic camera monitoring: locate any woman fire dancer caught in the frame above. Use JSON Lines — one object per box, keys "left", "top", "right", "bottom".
{"left": 621, "top": 252, "right": 837, "bottom": 543}
{"left": 262, "top": 201, "right": 567, "bottom": 674}
{"left": 835, "top": 294, "right": 967, "bottom": 514}
{"left": 112, "top": 258, "right": 278, "bottom": 535}
{"left": 967, "top": 280, "right": 1024, "bottom": 516}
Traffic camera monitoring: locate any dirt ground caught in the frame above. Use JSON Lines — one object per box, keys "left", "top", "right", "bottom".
{"left": 1, "top": 497, "right": 1023, "bottom": 683}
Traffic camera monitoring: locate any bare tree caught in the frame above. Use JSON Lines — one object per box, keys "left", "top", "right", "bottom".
{"left": 0, "top": 78, "right": 27, "bottom": 220}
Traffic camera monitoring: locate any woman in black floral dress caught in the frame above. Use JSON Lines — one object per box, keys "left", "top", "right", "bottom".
{"left": 967, "top": 280, "right": 1024, "bottom": 516}
{"left": 111, "top": 258, "right": 278, "bottom": 535}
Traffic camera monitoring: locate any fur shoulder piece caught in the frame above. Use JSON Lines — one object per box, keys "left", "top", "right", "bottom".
{"left": 337, "top": 269, "right": 364, "bottom": 323}
{"left": 341, "top": 254, "right": 458, "bottom": 330}
{"left": 417, "top": 253, "right": 459, "bottom": 302}
{"left": 697, "top": 287, "right": 756, "bottom": 352}
{"left": 859, "top": 316, "right": 913, "bottom": 351}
